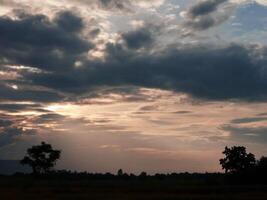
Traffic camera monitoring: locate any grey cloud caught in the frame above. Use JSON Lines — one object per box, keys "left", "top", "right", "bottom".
{"left": 185, "top": 15, "right": 229, "bottom": 31}
{"left": 89, "top": 43, "right": 267, "bottom": 101}
{"left": 184, "top": 0, "right": 231, "bottom": 31}
{"left": 89, "top": 28, "right": 101, "bottom": 37}
{"left": 174, "top": 111, "right": 192, "bottom": 114}
{"left": 0, "top": 119, "right": 13, "bottom": 127}
{"left": 0, "top": 10, "right": 95, "bottom": 102}
{"left": 0, "top": 10, "right": 93, "bottom": 71}
{"left": 33, "top": 113, "right": 66, "bottom": 124}
{"left": 0, "top": 103, "right": 44, "bottom": 113}
{"left": 1, "top": 10, "right": 267, "bottom": 102}
{"left": 188, "top": 0, "right": 228, "bottom": 17}
{"left": 29, "top": 41, "right": 267, "bottom": 101}
{"left": 221, "top": 124, "right": 267, "bottom": 143}
{"left": 38, "top": 113, "right": 65, "bottom": 120}
{"left": 72, "top": 0, "right": 163, "bottom": 12}
{"left": 99, "top": 0, "right": 130, "bottom": 10}
{"left": 0, "top": 127, "right": 23, "bottom": 147}
{"left": 54, "top": 11, "right": 84, "bottom": 33}
{"left": 0, "top": 115, "right": 34, "bottom": 147}
{"left": 71, "top": 0, "right": 132, "bottom": 11}
{"left": 230, "top": 117, "right": 267, "bottom": 124}
{"left": 0, "top": 83, "right": 64, "bottom": 102}
{"left": 122, "top": 26, "right": 155, "bottom": 49}
{"left": 139, "top": 105, "right": 159, "bottom": 111}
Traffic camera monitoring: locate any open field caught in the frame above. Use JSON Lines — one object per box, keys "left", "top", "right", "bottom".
{"left": 1, "top": 177, "right": 267, "bottom": 200}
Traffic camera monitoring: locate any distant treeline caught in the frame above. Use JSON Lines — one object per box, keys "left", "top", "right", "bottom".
{"left": 8, "top": 142, "right": 266, "bottom": 185}
{"left": 6, "top": 170, "right": 224, "bottom": 185}
{"left": 5, "top": 169, "right": 266, "bottom": 185}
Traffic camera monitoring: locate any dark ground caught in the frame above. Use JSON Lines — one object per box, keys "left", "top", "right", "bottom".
{"left": 1, "top": 176, "right": 267, "bottom": 200}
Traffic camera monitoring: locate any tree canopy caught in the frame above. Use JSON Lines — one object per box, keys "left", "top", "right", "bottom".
{"left": 219, "top": 146, "right": 256, "bottom": 173}
{"left": 20, "top": 142, "right": 61, "bottom": 175}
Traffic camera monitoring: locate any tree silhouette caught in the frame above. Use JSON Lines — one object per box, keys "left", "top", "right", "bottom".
{"left": 20, "top": 142, "right": 61, "bottom": 175}
{"left": 258, "top": 157, "right": 267, "bottom": 168}
{"left": 219, "top": 146, "right": 256, "bottom": 173}
{"left": 117, "top": 169, "right": 123, "bottom": 176}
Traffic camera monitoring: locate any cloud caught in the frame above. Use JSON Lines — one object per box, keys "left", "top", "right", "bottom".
{"left": 0, "top": 103, "right": 45, "bottom": 113}
{"left": 28, "top": 40, "right": 267, "bottom": 101}
{"left": 134, "top": 0, "right": 165, "bottom": 8}
{"left": 230, "top": 117, "right": 267, "bottom": 124}
{"left": 188, "top": 0, "right": 228, "bottom": 17}
{"left": 0, "top": 82, "right": 64, "bottom": 102}
{"left": 183, "top": 0, "right": 232, "bottom": 31}
{"left": 97, "top": 0, "right": 132, "bottom": 11}
{"left": 0, "top": 10, "right": 95, "bottom": 102}
{"left": 221, "top": 124, "right": 267, "bottom": 143}
{"left": 0, "top": 119, "right": 13, "bottom": 127}
{"left": 54, "top": 11, "right": 84, "bottom": 33}
{"left": 0, "top": 10, "right": 93, "bottom": 71}
{"left": 73, "top": 0, "right": 165, "bottom": 11}
{"left": 174, "top": 111, "right": 192, "bottom": 114}
{"left": 33, "top": 113, "right": 66, "bottom": 123}
{"left": 121, "top": 26, "right": 155, "bottom": 49}
{"left": 0, "top": 9, "right": 267, "bottom": 103}
{"left": 0, "top": 115, "right": 34, "bottom": 147}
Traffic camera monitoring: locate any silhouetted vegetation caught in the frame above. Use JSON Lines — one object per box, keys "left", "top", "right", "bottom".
{"left": 219, "top": 146, "right": 256, "bottom": 173}
{"left": 16, "top": 143, "right": 267, "bottom": 185}
{"left": 219, "top": 146, "right": 267, "bottom": 184}
{"left": 1, "top": 143, "right": 267, "bottom": 199}
{"left": 20, "top": 142, "right": 61, "bottom": 175}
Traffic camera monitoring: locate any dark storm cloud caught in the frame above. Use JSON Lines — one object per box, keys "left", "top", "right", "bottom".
{"left": 122, "top": 27, "right": 154, "bottom": 49}
{"left": 0, "top": 10, "right": 94, "bottom": 103}
{"left": 28, "top": 40, "right": 267, "bottom": 101}
{"left": 1, "top": 9, "right": 267, "bottom": 102}
{"left": 184, "top": 0, "right": 231, "bottom": 31}
{"left": 54, "top": 11, "right": 84, "bottom": 33}
{"left": 0, "top": 10, "right": 93, "bottom": 71}
{"left": 101, "top": 42, "right": 267, "bottom": 101}
{"left": 188, "top": 0, "right": 228, "bottom": 17}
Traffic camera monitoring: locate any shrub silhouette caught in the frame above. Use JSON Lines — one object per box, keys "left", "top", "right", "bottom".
{"left": 20, "top": 142, "right": 61, "bottom": 175}
{"left": 219, "top": 146, "right": 256, "bottom": 174}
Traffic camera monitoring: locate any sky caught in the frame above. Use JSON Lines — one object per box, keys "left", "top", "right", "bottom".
{"left": 0, "top": 0, "right": 267, "bottom": 174}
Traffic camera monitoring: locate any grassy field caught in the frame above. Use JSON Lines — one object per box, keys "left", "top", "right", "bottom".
{"left": 1, "top": 177, "right": 267, "bottom": 200}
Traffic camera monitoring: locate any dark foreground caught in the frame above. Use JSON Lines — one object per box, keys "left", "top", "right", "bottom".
{"left": 1, "top": 176, "right": 267, "bottom": 200}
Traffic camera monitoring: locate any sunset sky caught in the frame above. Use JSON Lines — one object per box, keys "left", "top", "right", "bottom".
{"left": 0, "top": 0, "right": 267, "bottom": 174}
